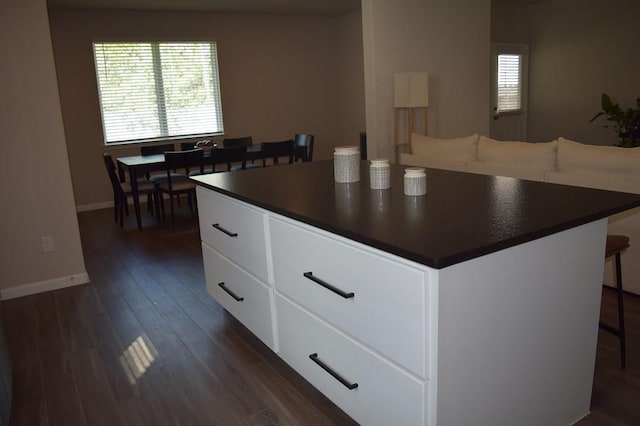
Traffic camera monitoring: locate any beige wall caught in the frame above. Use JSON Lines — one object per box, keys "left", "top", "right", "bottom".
{"left": 492, "top": 0, "right": 640, "bottom": 145}
{"left": 49, "top": 8, "right": 365, "bottom": 208}
{"left": 334, "top": 10, "right": 367, "bottom": 149}
{"left": 362, "top": 0, "right": 491, "bottom": 161}
{"left": 0, "top": 0, "right": 87, "bottom": 296}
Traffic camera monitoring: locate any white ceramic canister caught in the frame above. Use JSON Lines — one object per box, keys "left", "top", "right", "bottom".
{"left": 334, "top": 146, "right": 360, "bottom": 183}
{"left": 369, "top": 158, "right": 390, "bottom": 189}
{"left": 404, "top": 167, "right": 427, "bottom": 196}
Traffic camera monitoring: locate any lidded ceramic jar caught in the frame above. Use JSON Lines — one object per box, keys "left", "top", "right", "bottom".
{"left": 404, "top": 167, "right": 426, "bottom": 196}
{"left": 334, "top": 146, "right": 360, "bottom": 183}
{"left": 369, "top": 158, "right": 390, "bottom": 189}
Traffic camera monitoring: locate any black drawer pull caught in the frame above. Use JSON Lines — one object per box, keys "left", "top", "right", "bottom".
{"left": 212, "top": 223, "right": 238, "bottom": 237}
{"left": 309, "top": 353, "right": 358, "bottom": 390}
{"left": 218, "top": 282, "right": 244, "bottom": 302}
{"left": 303, "top": 272, "right": 354, "bottom": 299}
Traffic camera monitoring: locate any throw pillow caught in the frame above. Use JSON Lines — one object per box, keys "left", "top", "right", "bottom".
{"left": 410, "top": 133, "right": 479, "bottom": 162}
{"left": 557, "top": 137, "right": 640, "bottom": 177}
{"left": 477, "top": 136, "right": 558, "bottom": 171}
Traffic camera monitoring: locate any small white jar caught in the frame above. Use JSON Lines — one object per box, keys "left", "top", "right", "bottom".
{"left": 334, "top": 146, "right": 360, "bottom": 183}
{"left": 369, "top": 158, "right": 390, "bottom": 189}
{"left": 404, "top": 167, "right": 426, "bottom": 196}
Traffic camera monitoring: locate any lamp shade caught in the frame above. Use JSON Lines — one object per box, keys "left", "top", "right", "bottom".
{"left": 394, "top": 72, "right": 429, "bottom": 108}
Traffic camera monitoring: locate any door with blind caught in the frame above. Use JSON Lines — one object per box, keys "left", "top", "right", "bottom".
{"left": 490, "top": 44, "right": 529, "bottom": 141}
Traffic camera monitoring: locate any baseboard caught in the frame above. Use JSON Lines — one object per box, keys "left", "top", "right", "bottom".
{"left": 77, "top": 201, "right": 113, "bottom": 212}
{"left": 77, "top": 195, "right": 168, "bottom": 213}
{"left": 0, "top": 271, "right": 90, "bottom": 300}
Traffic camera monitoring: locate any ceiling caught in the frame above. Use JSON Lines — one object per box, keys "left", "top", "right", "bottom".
{"left": 47, "top": 0, "right": 362, "bottom": 16}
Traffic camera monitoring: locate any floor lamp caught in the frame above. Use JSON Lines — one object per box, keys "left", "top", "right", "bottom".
{"left": 393, "top": 72, "right": 429, "bottom": 162}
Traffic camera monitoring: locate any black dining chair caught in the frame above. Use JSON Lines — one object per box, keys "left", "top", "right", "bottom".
{"left": 211, "top": 145, "right": 248, "bottom": 172}
{"left": 103, "top": 153, "right": 156, "bottom": 227}
{"left": 141, "top": 143, "right": 179, "bottom": 182}
{"left": 141, "top": 143, "right": 175, "bottom": 155}
{"left": 261, "top": 140, "right": 294, "bottom": 167}
{"left": 155, "top": 148, "right": 203, "bottom": 225}
{"left": 223, "top": 137, "right": 261, "bottom": 170}
{"left": 293, "top": 133, "right": 315, "bottom": 162}
{"left": 189, "top": 145, "right": 248, "bottom": 175}
{"left": 222, "top": 136, "right": 253, "bottom": 148}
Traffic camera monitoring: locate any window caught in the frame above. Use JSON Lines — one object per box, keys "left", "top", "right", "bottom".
{"left": 496, "top": 54, "right": 522, "bottom": 113}
{"left": 93, "top": 41, "right": 224, "bottom": 145}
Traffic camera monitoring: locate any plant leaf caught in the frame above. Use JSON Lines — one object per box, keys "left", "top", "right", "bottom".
{"left": 602, "top": 93, "right": 614, "bottom": 111}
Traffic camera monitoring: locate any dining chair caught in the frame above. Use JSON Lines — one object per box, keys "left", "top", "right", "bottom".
{"left": 103, "top": 153, "right": 156, "bottom": 227}
{"left": 189, "top": 145, "right": 248, "bottom": 175}
{"left": 211, "top": 145, "right": 248, "bottom": 172}
{"left": 155, "top": 148, "right": 204, "bottom": 225}
{"left": 261, "top": 140, "right": 294, "bottom": 167}
{"left": 359, "top": 131, "right": 368, "bottom": 160}
{"left": 223, "top": 137, "right": 261, "bottom": 170}
{"left": 140, "top": 143, "right": 175, "bottom": 155}
{"left": 141, "top": 143, "right": 178, "bottom": 182}
{"left": 222, "top": 136, "right": 253, "bottom": 148}
{"left": 293, "top": 133, "right": 315, "bottom": 162}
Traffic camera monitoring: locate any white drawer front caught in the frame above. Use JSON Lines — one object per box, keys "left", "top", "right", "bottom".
{"left": 270, "top": 216, "right": 427, "bottom": 378}
{"left": 202, "top": 243, "right": 276, "bottom": 351}
{"left": 197, "top": 187, "right": 270, "bottom": 282}
{"left": 277, "top": 295, "right": 426, "bottom": 426}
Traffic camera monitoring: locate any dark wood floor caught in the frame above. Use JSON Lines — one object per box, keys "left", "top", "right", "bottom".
{"left": 2, "top": 205, "right": 640, "bottom": 425}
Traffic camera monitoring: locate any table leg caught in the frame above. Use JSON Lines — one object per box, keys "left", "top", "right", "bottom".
{"left": 128, "top": 168, "right": 143, "bottom": 230}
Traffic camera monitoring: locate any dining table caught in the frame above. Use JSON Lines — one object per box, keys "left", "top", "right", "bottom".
{"left": 116, "top": 145, "right": 264, "bottom": 229}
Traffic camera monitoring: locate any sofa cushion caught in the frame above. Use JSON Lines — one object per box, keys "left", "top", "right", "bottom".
{"left": 477, "top": 136, "right": 558, "bottom": 171}
{"left": 557, "top": 137, "right": 640, "bottom": 177}
{"left": 410, "top": 133, "right": 479, "bottom": 162}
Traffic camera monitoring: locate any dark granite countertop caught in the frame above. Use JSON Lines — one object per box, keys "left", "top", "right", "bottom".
{"left": 192, "top": 160, "right": 640, "bottom": 269}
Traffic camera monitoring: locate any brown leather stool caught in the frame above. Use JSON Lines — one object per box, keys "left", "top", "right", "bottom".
{"left": 599, "top": 235, "right": 630, "bottom": 369}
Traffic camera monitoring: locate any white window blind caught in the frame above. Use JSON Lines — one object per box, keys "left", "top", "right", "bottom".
{"left": 496, "top": 54, "right": 522, "bottom": 113}
{"left": 93, "top": 41, "right": 224, "bottom": 145}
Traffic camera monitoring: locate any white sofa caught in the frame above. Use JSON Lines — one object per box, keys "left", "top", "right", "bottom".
{"left": 400, "top": 133, "right": 640, "bottom": 295}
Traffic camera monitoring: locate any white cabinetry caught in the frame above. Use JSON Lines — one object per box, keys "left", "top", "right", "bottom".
{"left": 196, "top": 186, "right": 607, "bottom": 426}
{"left": 197, "top": 187, "right": 277, "bottom": 351}
{"left": 269, "top": 216, "right": 428, "bottom": 378}
{"left": 277, "top": 295, "right": 425, "bottom": 425}
{"left": 202, "top": 244, "right": 276, "bottom": 349}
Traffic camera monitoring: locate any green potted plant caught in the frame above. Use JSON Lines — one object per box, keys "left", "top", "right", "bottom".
{"left": 589, "top": 93, "right": 640, "bottom": 147}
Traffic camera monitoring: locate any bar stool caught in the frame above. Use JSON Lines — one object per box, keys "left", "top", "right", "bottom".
{"left": 599, "top": 235, "right": 629, "bottom": 369}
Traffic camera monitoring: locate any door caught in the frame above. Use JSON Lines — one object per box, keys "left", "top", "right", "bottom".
{"left": 490, "top": 43, "right": 529, "bottom": 141}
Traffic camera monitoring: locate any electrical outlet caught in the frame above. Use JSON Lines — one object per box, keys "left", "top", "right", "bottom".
{"left": 41, "top": 235, "right": 55, "bottom": 252}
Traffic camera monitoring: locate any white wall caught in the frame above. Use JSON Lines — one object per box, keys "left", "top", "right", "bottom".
{"left": 334, "top": 10, "right": 367, "bottom": 149}
{"left": 492, "top": 0, "right": 640, "bottom": 145}
{"left": 362, "top": 0, "right": 491, "bottom": 161}
{"left": 0, "top": 0, "right": 87, "bottom": 298}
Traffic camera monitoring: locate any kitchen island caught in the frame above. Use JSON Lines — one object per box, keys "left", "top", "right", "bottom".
{"left": 192, "top": 160, "right": 640, "bottom": 426}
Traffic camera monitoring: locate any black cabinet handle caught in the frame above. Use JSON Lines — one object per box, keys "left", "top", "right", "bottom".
{"left": 309, "top": 353, "right": 358, "bottom": 390}
{"left": 212, "top": 223, "right": 238, "bottom": 237}
{"left": 218, "top": 282, "right": 244, "bottom": 302}
{"left": 303, "top": 272, "right": 354, "bottom": 299}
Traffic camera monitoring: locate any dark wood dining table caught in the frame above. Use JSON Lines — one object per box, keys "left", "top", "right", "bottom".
{"left": 116, "top": 146, "right": 264, "bottom": 229}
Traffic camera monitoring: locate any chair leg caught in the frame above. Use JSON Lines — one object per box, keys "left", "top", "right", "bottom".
{"left": 169, "top": 194, "right": 175, "bottom": 226}
{"left": 147, "top": 193, "right": 153, "bottom": 214}
{"left": 112, "top": 189, "right": 119, "bottom": 223}
{"left": 118, "top": 197, "right": 124, "bottom": 227}
{"left": 154, "top": 189, "right": 162, "bottom": 220}
{"left": 614, "top": 252, "right": 626, "bottom": 369}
